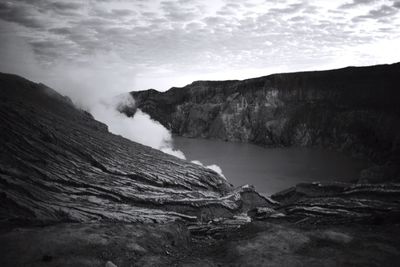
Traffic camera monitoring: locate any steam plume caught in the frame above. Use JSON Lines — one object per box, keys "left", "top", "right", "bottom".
{"left": 191, "top": 160, "right": 226, "bottom": 180}
{"left": 90, "top": 94, "right": 226, "bottom": 180}
{"left": 90, "top": 94, "right": 186, "bottom": 159}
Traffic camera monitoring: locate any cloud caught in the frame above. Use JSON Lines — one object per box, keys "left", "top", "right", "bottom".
{"left": 353, "top": 4, "right": 399, "bottom": 21}
{"left": 0, "top": 25, "right": 43, "bottom": 79}
{"left": 268, "top": 3, "right": 308, "bottom": 14}
{"left": 43, "top": 2, "right": 84, "bottom": 16}
{"left": 91, "top": 7, "right": 136, "bottom": 20}
{"left": 48, "top": 2, "right": 83, "bottom": 11}
{"left": 365, "top": 4, "right": 398, "bottom": 18}
{"left": 340, "top": 0, "right": 376, "bottom": 9}
{"left": 0, "top": 0, "right": 399, "bottom": 93}
{"left": 48, "top": 27, "right": 72, "bottom": 35}
{"left": 0, "top": 2, "right": 44, "bottom": 28}
{"left": 161, "top": 0, "right": 203, "bottom": 21}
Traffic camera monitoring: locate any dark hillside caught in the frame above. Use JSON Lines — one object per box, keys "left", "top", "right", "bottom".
{"left": 129, "top": 63, "right": 400, "bottom": 182}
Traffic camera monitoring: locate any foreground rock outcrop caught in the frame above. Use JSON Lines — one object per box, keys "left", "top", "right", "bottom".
{"left": 128, "top": 63, "right": 400, "bottom": 183}
{"left": 271, "top": 182, "right": 400, "bottom": 224}
{"left": 1, "top": 72, "right": 400, "bottom": 266}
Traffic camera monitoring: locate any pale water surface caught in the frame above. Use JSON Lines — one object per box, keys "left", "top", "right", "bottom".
{"left": 173, "top": 137, "right": 368, "bottom": 195}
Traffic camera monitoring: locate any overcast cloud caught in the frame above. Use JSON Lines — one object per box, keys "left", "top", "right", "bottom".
{"left": 0, "top": 0, "right": 399, "bottom": 97}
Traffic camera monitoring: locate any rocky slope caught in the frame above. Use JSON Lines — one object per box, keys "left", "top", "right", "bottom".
{"left": 128, "top": 63, "right": 400, "bottom": 182}
{"left": 1, "top": 72, "right": 400, "bottom": 266}
{"left": 0, "top": 72, "right": 273, "bottom": 226}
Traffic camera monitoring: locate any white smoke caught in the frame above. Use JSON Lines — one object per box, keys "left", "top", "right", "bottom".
{"left": 191, "top": 160, "right": 226, "bottom": 180}
{"left": 90, "top": 94, "right": 226, "bottom": 180}
{"left": 90, "top": 94, "right": 186, "bottom": 159}
{"left": 159, "top": 147, "right": 186, "bottom": 160}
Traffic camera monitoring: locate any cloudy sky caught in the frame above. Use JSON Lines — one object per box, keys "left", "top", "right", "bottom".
{"left": 0, "top": 0, "right": 399, "bottom": 102}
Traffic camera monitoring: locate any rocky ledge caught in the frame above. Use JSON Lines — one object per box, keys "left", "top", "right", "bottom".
{"left": 128, "top": 63, "right": 400, "bottom": 183}
{"left": 1, "top": 73, "right": 400, "bottom": 266}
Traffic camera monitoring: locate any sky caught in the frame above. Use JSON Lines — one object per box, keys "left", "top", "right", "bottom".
{"left": 0, "top": 0, "right": 400, "bottom": 101}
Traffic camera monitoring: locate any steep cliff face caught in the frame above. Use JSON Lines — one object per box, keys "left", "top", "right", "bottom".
{"left": 0, "top": 73, "right": 274, "bottom": 226}
{"left": 130, "top": 63, "right": 400, "bottom": 182}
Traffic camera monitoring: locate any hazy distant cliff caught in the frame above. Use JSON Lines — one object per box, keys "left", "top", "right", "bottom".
{"left": 128, "top": 63, "right": 400, "bottom": 182}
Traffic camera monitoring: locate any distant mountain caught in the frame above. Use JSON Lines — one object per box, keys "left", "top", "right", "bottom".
{"left": 128, "top": 63, "right": 400, "bottom": 183}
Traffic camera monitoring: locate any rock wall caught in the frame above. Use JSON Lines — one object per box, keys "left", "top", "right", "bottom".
{"left": 129, "top": 63, "right": 400, "bottom": 182}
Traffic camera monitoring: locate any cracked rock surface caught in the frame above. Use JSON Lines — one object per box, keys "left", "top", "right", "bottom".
{"left": 0, "top": 73, "right": 272, "bottom": 225}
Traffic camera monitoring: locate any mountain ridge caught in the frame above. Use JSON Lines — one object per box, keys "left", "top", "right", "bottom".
{"left": 135, "top": 62, "right": 400, "bottom": 92}
{"left": 127, "top": 62, "right": 400, "bottom": 183}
